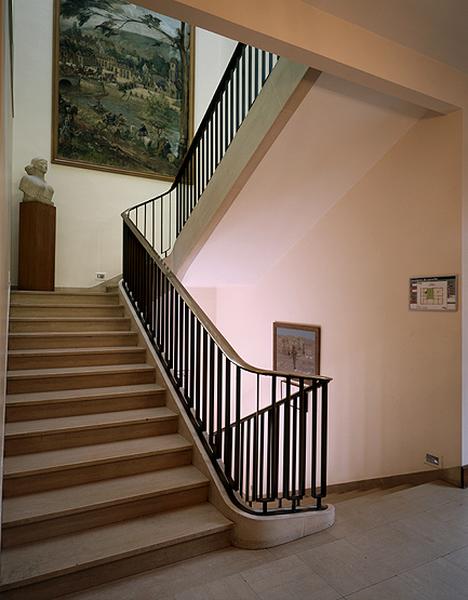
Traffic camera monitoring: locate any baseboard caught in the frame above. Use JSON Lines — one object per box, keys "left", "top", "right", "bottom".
{"left": 327, "top": 467, "right": 460, "bottom": 494}
{"left": 461, "top": 466, "right": 468, "bottom": 489}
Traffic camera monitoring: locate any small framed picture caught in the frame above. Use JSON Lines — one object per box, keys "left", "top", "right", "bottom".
{"left": 273, "top": 322, "right": 321, "bottom": 377}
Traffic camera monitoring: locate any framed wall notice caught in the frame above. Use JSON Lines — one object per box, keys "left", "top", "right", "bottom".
{"left": 409, "top": 276, "right": 457, "bottom": 311}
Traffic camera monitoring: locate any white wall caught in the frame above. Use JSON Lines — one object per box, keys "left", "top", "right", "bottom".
{"left": 194, "top": 111, "right": 462, "bottom": 484}
{"left": 10, "top": 0, "right": 236, "bottom": 288}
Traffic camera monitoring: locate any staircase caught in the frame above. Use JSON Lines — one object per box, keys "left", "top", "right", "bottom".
{"left": 0, "top": 289, "right": 232, "bottom": 599}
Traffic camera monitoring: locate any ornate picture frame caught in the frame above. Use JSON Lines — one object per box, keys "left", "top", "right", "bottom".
{"left": 273, "top": 321, "right": 321, "bottom": 377}
{"left": 52, "top": 0, "right": 195, "bottom": 181}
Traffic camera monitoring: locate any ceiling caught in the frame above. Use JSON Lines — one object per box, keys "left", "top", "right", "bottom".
{"left": 303, "top": 0, "right": 468, "bottom": 74}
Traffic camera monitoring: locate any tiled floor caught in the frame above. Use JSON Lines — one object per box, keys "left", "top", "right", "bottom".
{"left": 68, "top": 481, "right": 468, "bottom": 599}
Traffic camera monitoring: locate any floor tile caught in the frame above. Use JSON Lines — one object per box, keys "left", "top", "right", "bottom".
{"left": 267, "top": 527, "right": 338, "bottom": 558}
{"left": 347, "top": 549, "right": 468, "bottom": 599}
{"left": 391, "top": 511, "right": 468, "bottom": 556}
{"left": 66, "top": 547, "right": 272, "bottom": 599}
{"left": 424, "top": 499, "right": 468, "bottom": 529}
{"left": 444, "top": 544, "right": 468, "bottom": 569}
{"left": 345, "top": 521, "right": 440, "bottom": 574}
{"left": 174, "top": 574, "right": 259, "bottom": 600}
{"left": 300, "top": 537, "right": 395, "bottom": 595}
{"left": 240, "top": 555, "right": 342, "bottom": 600}
{"left": 345, "top": 576, "right": 428, "bottom": 600}
{"left": 397, "top": 557, "right": 468, "bottom": 600}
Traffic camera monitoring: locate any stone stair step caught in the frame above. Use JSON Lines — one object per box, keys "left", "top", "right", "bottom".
{"left": 10, "top": 291, "right": 120, "bottom": 305}
{"left": 7, "top": 363, "right": 155, "bottom": 394}
{"left": 8, "top": 330, "right": 139, "bottom": 350}
{"left": 5, "top": 407, "right": 177, "bottom": 455}
{"left": 2, "top": 466, "right": 209, "bottom": 547}
{"left": 8, "top": 346, "right": 147, "bottom": 370}
{"left": 6, "top": 383, "right": 166, "bottom": 421}
{"left": 0, "top": 503, "right": 232, "bottom": 599}
{"left": 10, "top": 303, "right": 125, "bottom": 318}
{"left": 9, "top": 317, "right": 131, "bottom": 333}
{"left": 3, "top": 434, "right": 192, "bottom": 496}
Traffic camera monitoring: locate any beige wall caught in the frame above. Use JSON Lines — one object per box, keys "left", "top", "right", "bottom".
{"left": 0, "top": 0, "right": 12, "bottom": 537}
{"left": 210, "top": 112, "right": 462, "bottom": 484}
{"left": 11, "top": 0, "right": 236, "bottom": 288}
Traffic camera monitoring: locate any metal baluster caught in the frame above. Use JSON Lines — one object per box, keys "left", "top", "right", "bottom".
{"left": 299, "top": 378, "right": 306, "bottom": 497}
{"left": 311, "top": 382, "right": 318, "bottom": 504}
{"left": 239, "top": 420, "right": 245, "bottom": 498}
{"left": 283, "top": 376, "right": 291, "bottom": 499}
{"left": 224, "top": 357, "right": 232, "bottom": 478}
{"left": 183, "top": 302, "right": 190, "bottom": 395}
{"left": 234, "top": 366, "right": 241, "bottom": 488}
{"left": 259, "top": 410, "right": 265, "bottom": 501}
{"left": 215, "top": 347, "right": 223, "bottom": 458}
{"left": 195, "top": 319, "right": 202, "bottom": 424}
{"left": 189, "top": 311, "right": 195, "bottom": 407}
{"left": 292, "top": 392, "right": 298, "bottom": 501}
{"left": 202, "top": 328, "right": 208, "bottom": 428}
{"left": 253, "top": 375, "right": 259, "bottom": 503}
{"left": 320, "top": 383, "right": 329, "bottom": 508}
{"left": 246, "top": 419, "right": 251, "bottom": 504}
{"left": 208, "top": 337, "right": 215, "bottom": 448}
{"left": 177, "top": 292, "right": 183, "bottom": 387}
{"left": 255, "top": 48, "right": 259, "bottom": 96}
{"left": 230, "top": 76, "right": 234, "bottom": 145}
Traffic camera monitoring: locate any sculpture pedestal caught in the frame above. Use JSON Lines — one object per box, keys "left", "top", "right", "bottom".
{"left": 18, "top": 201, "right": 56, "bottom": 291}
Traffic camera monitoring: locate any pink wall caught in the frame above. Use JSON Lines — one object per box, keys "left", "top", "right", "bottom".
{"left": 207, "top": 112, "right": 462, "bottom": 484}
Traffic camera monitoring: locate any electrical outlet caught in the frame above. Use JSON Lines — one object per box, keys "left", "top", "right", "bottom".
{"left": 96, "top": 272, "right": 106, "bottom": 280}
{"left": 425, "top": 453, "right": 441, "bottom": 467}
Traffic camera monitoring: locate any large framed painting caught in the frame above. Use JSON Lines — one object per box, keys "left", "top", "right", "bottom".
{"left": 273, "top": 322, "right": 321, "bottom": 377}
{"left": 52, "top": 0, "right": 194, "bottom": 181}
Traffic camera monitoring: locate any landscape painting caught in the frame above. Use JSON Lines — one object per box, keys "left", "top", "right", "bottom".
{"left": 273, "top": 322, "right": 321, "bottom": 377}
{"left": 52, "top": 0, "right": 194, "bottom": 180}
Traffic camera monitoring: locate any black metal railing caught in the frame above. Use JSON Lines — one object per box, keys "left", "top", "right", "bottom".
{"left": 124, "top": 43, "right": 278, "bottom": 257}
{"left": 123, "top": 220, "right": 330, "bottom": 514}
{"left": 122, "top": 41, "right": 331, "bottom": 515}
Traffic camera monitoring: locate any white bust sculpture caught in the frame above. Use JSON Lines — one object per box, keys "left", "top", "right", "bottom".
{"left": 19, "top": 158, "right": 55, "bottom": 205}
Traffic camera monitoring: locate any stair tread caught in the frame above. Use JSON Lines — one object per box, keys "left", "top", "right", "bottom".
{"left": 11, "top": 291, "right": 118, "bottom": 298}
{"left": 9, "top": 331, "right": 136, "bottom": 338}
{"left": 10, "top": 317, "right": 129, "bottom": 322}
{"left": 10, "top": 303, "right": 122, "bottom": 309}
{"left": 4, "top": 434, "right": 191, "bottom": 477}
{"left": 7, "top": 363, "right": 154, "bottom": 378}
{"left": 3, "top": 466, "right": 208, "bottom": 526}
{"left": 6, "top": 407, "right": 177, "bottom": 437}
{"left": 8, "top": 346, "right": 145, "bottom": 357}
{"left": 6, "top": 383, "right": 164, "bottom": 405}
{"left": 0, "top": 503, "right": 232, "bottom": 589}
